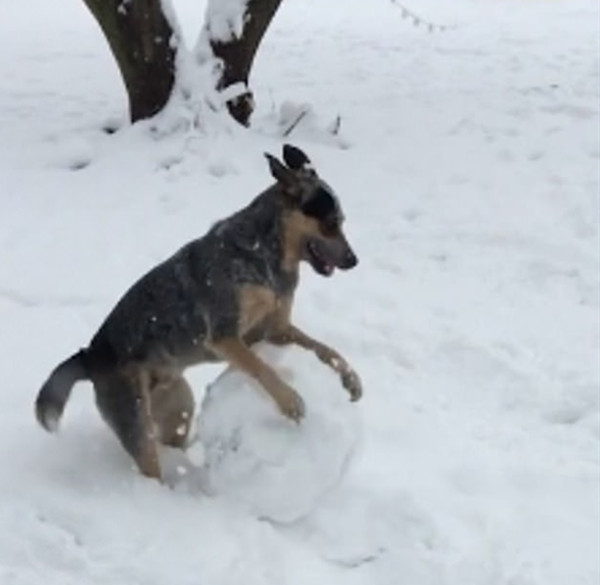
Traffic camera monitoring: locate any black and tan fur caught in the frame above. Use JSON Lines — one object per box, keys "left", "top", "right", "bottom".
{"left": 34, "top": 144, "right": 362, "bottom": 481}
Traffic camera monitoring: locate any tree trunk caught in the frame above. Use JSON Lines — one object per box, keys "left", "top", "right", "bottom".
{"left": 82, "top": 0, "right": 177, "bottom": 123}
{"left": 209, "top": 0, "right": 283, "bottom": 126}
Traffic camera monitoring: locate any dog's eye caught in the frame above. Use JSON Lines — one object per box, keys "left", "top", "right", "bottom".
{"left": 321, "top": 217, "right": 340, "bottom": 235}
{"left": 302, "top": 188, "right": 336, "bottom": 219}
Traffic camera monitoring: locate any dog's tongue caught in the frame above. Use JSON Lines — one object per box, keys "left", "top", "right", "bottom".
{"left": 323, "top": 264, "right": 334, "bottom": 276}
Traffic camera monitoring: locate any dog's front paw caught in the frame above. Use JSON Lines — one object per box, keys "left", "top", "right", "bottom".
{"left": 341, "top": 369, "right": 363, "bottom": 402}
{"left": 274, "top": 385, "right": 306, "bottom": 423}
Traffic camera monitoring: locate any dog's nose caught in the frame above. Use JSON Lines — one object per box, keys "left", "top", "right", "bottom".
{"left": 339, "top": 249, "right": 358, "bottom": 270}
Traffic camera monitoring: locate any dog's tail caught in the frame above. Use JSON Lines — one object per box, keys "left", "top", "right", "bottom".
{"left": 35, "top": 349, "right": 90, "bottom": 433}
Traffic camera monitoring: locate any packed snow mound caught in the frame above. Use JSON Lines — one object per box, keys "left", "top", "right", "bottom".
{"left": 191, "top": 342, "right": 362, "bottom": 523}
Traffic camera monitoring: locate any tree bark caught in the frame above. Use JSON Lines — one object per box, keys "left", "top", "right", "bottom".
{"left": 210, "top": 0, "right": 283, "bottom": 126}
{"left": 82, "top": 0, "right": 177, "bottom": 123}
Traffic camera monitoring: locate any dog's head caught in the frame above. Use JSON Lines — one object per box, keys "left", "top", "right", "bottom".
{"left": 265, "top": 144, "right": 358, "bottom": 277}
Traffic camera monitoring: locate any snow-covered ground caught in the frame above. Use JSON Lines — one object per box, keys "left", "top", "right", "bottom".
{"left": 1, "top": 0, "right": 598, "bottom": 583}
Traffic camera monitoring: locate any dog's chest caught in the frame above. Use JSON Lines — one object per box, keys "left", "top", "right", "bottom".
{"left": 237, "top": 285, "right": 280, "bottom": 336}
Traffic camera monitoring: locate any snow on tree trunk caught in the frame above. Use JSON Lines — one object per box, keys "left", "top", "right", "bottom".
{"left": 199, "top": 0, "right": 284, "bottom": 126}
{"left": 81, "top": 0, "right": 282, "bottom": 127}
{"left": 81, "top": 0, "right": 179, "bottom": 123}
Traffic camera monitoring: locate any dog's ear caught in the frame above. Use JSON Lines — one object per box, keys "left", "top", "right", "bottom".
{"left": 282, "top": 144, "right": 311, "bottom": 171}
{"left": 265, "top": 153, "right": 299, "bottom": 195}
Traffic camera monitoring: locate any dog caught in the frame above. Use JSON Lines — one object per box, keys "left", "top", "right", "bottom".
{"left": 34, "top": 144, "right": 363, "bottom": 481}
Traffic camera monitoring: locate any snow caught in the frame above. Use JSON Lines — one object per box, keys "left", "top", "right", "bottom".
{"left": 0, "top": 0, "right": 598, "bottom": 584}
{"left": 202, "top": 0, "right": 249, "bottom": 43}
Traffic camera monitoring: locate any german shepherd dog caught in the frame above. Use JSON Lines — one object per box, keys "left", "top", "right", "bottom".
{"left": 34, "top": 144, "right": 362, "bottom": 481}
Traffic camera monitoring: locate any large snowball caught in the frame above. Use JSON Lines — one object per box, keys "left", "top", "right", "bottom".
{"left": 191, "top": 342, "right": 362, "bottom": 523}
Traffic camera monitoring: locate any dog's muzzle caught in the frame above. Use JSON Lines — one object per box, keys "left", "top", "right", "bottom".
{"left": 337, "top": 247, "right": 358, "bottom": 270}
{"left": 305, "top": 234, "right": 358, "bottom": 276}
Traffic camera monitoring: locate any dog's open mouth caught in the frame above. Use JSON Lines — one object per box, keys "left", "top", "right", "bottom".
{"left": 305, "top": 240, "right": 335, "bottom": 277}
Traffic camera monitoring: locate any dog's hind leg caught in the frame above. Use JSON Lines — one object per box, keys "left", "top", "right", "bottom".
{"left": 93, "top": 367, "right": 162, "bottom": 480}
{"left": 150, "top": 376, "right": 195, "bottom": 449}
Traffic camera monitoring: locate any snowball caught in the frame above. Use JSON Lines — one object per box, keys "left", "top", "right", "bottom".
{"left": 190, "top": 342, "right": 362, "bottom": 523}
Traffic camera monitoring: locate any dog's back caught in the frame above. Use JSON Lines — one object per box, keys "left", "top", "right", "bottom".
{"left": 89, "top": 186, "right": 298, "bottom": 367}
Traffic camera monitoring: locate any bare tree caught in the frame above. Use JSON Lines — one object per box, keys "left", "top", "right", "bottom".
{"left": 82, "top": 0, "right": 283, "bottom": 126}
